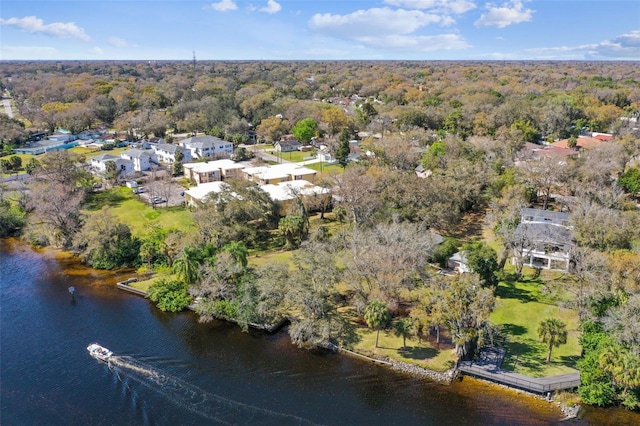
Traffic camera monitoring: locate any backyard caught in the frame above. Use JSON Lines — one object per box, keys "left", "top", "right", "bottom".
{"left": 491, "top": 277, "right": 581, "bottom": 377}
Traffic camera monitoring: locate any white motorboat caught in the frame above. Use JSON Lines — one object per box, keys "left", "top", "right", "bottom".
{"left": 87, "top": 343, "right": 113, "bottom": 362}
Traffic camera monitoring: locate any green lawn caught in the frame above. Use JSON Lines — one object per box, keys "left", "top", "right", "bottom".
{"left": 248, "top": 250, "right": 294, "bottom": 268}
{"left": 491, "top": 279, "right": 581, "bottom": 377}
{"left": 83, "top": 186, "right": 194, "bottom": 236}
{"left": 305, "top": 162, "right": 344, "bottom": 176}
{"left": 266, "top": 150, "right": 315, "bottom": 163}
{"left": 345, "top": 308, "right": 456, "bottom": 372}
{"left": 70, "top": 146, "right": 129, "bottom": 159}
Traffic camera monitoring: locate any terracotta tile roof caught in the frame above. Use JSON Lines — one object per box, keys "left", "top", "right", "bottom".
{"left": 551, "top": 136, "right": 604, "bottom": 150}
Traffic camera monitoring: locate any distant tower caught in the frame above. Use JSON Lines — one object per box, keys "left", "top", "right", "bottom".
{"left": 192, "top": 50, "right": 196, "bottom": 68}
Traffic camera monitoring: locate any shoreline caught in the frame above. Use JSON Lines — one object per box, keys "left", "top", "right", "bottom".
{"left": 1, "top": 238, "right": 579, "bottom": 422}
{"left": 116, "top": 275, "right": 578, "bottom": 421}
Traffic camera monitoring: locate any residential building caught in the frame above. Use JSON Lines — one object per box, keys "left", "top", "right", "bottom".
{"left": 184, "top": 181, "right": 230, "bottom": 207}
{"left": 152, "top": 143, "right": 190, "bottom": 164}
{"left": 260, "top": 179, "right": 329, "bottom": 211}
{"left": 90, "top": 154, "right": 134, "bottom": 176}
{"left": 448, "top": 251, "right": 471, "bottom": 274}
{"left": 513, "top": 208, "right": 573, "bottom": 271}
{"left": 120, "top": 149, "right": 156, "bottom": 171}
{"left": 242, "top": 163, "right": 317, "bottom": 185}
{"left": 275, "top": 140, "right": 302, "bottom": 152}
{"left": 183, "top": 159, "right": 246, "bottom": 184}
{"left": 179, "top": 135, "right": 233, "bottom": 159}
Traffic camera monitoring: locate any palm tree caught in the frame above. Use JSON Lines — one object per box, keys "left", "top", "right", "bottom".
{"left": 172, "top": 246, "right": 201, "bottom": 285}
{"left": 394, "top": 318, "right": 413, "bottom": 351}
{"left": 364, "top": 300, "right": 391, "bottom": 348}
{"left": 222, "top": 241, "right": 248, "bottom": 268}
{"left": 537, "top": 318, "right": 568, "bottom": 363}
{"left": 599, "top": 345, "right": 640, "bottom": 393}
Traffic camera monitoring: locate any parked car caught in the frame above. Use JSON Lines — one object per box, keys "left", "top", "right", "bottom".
{"left": 150, "top": 196, "right": 167, "bottom": 204}
{"left": 133, "top": 186, "right": 145, "bottom": 194}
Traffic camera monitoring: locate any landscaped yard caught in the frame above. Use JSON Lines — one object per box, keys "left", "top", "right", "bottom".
{"left": 343, "top": 306, "right": 457, "bottom": 372}
{"left": 266, "top": 149, "right": 315, "bottom": 163}
{"left": 491, "top": 279, "right": 581, "bottom": 377}
{"left": 304, "top": 162, "right": 343, "bottom": 176}
{"left": 84, "top": 186, "right": 194, "bottom": 236}
{"left": 70, "top": 146, "right": 129, "bottom": 159}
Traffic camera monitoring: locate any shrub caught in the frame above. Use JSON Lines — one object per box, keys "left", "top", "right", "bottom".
{"left": 147, "top": 279, "right": 192, "bottom": 312}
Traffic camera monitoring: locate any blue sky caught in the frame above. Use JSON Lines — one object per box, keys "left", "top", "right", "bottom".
{"left": 1, "top": 1, "right": 639, "bottom": 60}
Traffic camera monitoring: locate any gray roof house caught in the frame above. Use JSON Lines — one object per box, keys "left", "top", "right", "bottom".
{"left": 152, "top": 143, "right": 190, "bottom": 164}
{"left": 275, "top": 140, "right": 303, "bottom": 152}
{"left": 448, "top": 251, "right": 471, "bottom": 274}
{"left": 514, "top": 208, "right": 573, "bottom": 271}
{"left": 90, "top": 154, "right": 134, "bottom": 177}
{"left": 179, "top": 136, "right": 234, "bottom": 159}
{"left": 120, "top": 149, "right": 157, "bottom": 171}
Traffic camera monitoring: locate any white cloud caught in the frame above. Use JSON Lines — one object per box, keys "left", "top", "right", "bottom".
{"left": 0, "top": 45, "right": 59, "bottom": 60}
{"left": 204, "top": 0, "right": 237, "bottom": 12}
{"left": 107, "top": 36, "right": 129, "bottom": 48}
{"left": 384, "top": 0, "right": 476, "bottom": 14}
{"left": 309, "top": 7, "right": 451, "bottom": 39}
{"left": 358, "top": 33, "right": 470, "bottom": 51}
{"left": 0, "top": 16, "right": 91, "bottom": 41}
{"left": 474, "top": 1, "right": 533, "bottom": 28}
{"left": 259, "top": 0, "right": 281, "bottom": 14}
{"left": 592, "top": 30, "right": 640, "bottom": 58}
{"left": 88, "top": 46, "right": 104, "bottom": 56}
{"left": 526, "top": 31, "right": 640, "bottom": 59}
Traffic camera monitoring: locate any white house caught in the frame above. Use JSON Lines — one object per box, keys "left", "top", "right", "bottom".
{"left": 90, "top": 154, "right": 134, "bottom": 176}
{"left": 120, "top": 149, "right": 156, "bottom": 172}
{"left": 184, "top": 181, "right": 230, "bottom": 207}
{"left": 514, "top": 208, "right": 573, "bottom": 271}
{"left": 242, "top": 163, "right": 317, "bottom": 185}
{"left": 274, "top": 140, "right": 302, "bottom": 152}
{"left": 183, "top": 159, "right": 246, "bottom": 184}
{"left": 448, "top": 251, "right": 471, "bottom": 274}
{"left": 179, "top": 135, "right": 234, "bottom": 159}
{"left": 152, "top": 143, "right": 190, "bottom": 164}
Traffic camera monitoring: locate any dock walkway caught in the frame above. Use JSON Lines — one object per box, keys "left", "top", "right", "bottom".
{"left": 457, "top": 347, "right": 580, "bottom": 394}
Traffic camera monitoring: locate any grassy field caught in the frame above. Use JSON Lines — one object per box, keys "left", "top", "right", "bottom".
{"left": 304, "top": 162, "right": 344, "bottom": 176}
{"left": 341, "top": 305, "right": 457, "bottom": 372}
{"left": 248, "top": 250, "right": 294, "bottom": 268}
{"left": 491, "top": 278, "right": 581, "bottom": 377}
{"left": 265, "top": 149, "right": 315, "bottom": 163}
{"left": 83, "top": 186, "right": 195, "bottom": 236}
{"left": 70, "top": 146, "right": 129, "bottom": 159}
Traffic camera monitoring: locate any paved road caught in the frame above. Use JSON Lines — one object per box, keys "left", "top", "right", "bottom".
{"left": 2, "top": 97, "right": 14, "bottom": 119}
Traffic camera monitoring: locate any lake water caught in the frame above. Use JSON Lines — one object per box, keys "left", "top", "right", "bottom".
{"left": 1, "top": 239, "right": 636, "bottom": 425}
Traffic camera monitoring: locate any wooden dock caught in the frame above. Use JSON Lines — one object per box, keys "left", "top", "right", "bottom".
{"left": 457, "top": 361, "right": 580, "bottom": 394}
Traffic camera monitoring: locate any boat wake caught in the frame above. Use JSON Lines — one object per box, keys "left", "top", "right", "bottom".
{"left": 106, "top": 355, "right": 316, "bottom": 425}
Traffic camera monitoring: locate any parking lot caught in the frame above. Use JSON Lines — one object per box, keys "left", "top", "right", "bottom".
{"left": 132, "top": 179, "right": 186, "bottom": 207}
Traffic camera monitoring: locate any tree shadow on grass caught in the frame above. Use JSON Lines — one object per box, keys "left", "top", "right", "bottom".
{"left": 501, "top": 323, "right": 528, "bottom": 336}
{"left": 501, "top": 340, "right": 547, "bottom": 373}
{"left": 558, "top": 354, "right": 580, "bottom": 369}
{"left": 496, "top": 283, "right": 538, "bottom": 302}
{"left": 85, "top": 191, "right": 127, "bottom": 210}
{"left": 399, "top": 346, "right": 438, "bottom": 360}
{"left": 340, "top": 320, "right": 362, "bottom": 348}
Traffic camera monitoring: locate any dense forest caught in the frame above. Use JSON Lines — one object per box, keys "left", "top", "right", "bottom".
{"left": 1, "top": 60, "right": 639, "bottom": 147}
{"left": 1, "top": 60, "right": 639, "bottom": 411}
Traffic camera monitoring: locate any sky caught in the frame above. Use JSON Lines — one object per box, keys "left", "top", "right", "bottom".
{"left": 1, "top": 1, "right": 639, "bottom": 61}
